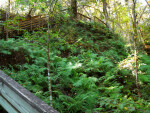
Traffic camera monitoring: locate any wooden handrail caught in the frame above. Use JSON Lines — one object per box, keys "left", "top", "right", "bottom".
{"left": 1, "top": 10, "right": 106, "bottom": 38}
{"left": 77, "top": 12, "right": 92, "bottom": 21}
{"left": 2, "top": 15, "right": 47, "bottom": 37}
{"left": 77, "top": 12, "right": 106, "bottom": 26}
{"left": 0, "top": 70, "right": 59, "bottom": 113}
{"left": 93, "top": 16, "right": 106, "bottom": 25}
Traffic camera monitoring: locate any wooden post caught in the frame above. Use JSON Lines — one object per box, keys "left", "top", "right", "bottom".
{"left": 42, "top": 16, "right": 43, "bottom": 27}
{"left": 17, "top": 21, "right": 19, "bottom": 35}
{"left": 39, "top": 15, "right": 41, "bottom": 28}
{"left": 41, "top": 16, "right": 43, "bottom": 27}
{"left": 31, "top": 19, "right": 32, "bottom": 30}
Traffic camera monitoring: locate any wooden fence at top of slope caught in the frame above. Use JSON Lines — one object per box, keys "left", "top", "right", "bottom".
{"left": 17, "top": 15, "right": 47, "bottom": 32}
{"left": 77, "top": 12, "right": 106, "bottom": 25}
{"left": 0, "top": 11, "right": 107, "bottom": 39}
{"left": 1, "top": 15, "right": 47, "bottom": 38}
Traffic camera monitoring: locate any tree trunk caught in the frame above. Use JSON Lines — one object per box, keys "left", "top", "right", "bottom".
{"left": 6, "top": 0, "right": 10, "bottom": 40}
{"left": 102, "top": 0, "right": 111, "bottom": 30}
{"left": 71, "top": 0, "right": 77, "bottom": 20}
{"left": 132, "top": 0, "right": 141, "bottom": 97}
{"left": 45, "top": 0, "right": 58, "bottom": 107}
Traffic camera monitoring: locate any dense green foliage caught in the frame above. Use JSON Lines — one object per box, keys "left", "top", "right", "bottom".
{"left": 0, "top": 19, "right": 150, "bottom": 112}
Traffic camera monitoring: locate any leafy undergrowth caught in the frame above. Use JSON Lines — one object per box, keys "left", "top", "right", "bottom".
{"left": 0, "top": 20, "right": 150, "bottom": 112}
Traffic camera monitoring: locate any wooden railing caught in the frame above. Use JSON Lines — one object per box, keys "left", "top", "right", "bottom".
{"left": 93, "top": 16, "right": 106, "bottom": 25}
{"left": 0, "top": 70, "right": 59, "bottom": 113}
{"left": 77, "top": 12, "right": 106, "bottom": 26}
{"left": 0, "top": 10, "right": 107, "bottom": 39}
{"left": 3, "top": 15, "right": 47, "bottom": 37}
{"left": 18, "top": 15, "right": 47, "bottom": 31}
{"left": 77, "top": 13, "right": 92, "bottom": 21}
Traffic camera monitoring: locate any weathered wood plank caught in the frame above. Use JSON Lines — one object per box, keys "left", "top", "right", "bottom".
{"left": 0, "top": 83, "right": 40, "bottom": 113}
{"left": 0, "top": 70, "right": 59, "bottom": 113}
{"left": 0, "top": 95, "right": 19, "bottom": 113}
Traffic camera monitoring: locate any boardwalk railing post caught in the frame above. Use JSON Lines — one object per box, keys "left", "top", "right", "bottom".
{"left": 17, "top": 21, "right": 20, "bottom": 35}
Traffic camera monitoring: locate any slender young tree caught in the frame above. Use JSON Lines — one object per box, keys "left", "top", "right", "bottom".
{"left": 126, "top": 0, "right": 141, "bottom": 97}
{"left": 46, "top": 0, "right": 59, "bottom": 107}
{"left": 45, "top": 0, "right": 58, "bottom": 107}
{"left": 132, "top": 0, "right": 141, "bottom": 97}
{"left": 6, "top": 0, "right": 10, "bottom": 40}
